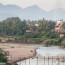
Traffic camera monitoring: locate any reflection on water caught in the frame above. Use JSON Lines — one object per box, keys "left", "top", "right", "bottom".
{"left": 17, "top": 57, "right": 65, "bottom": 65}
{"left": 17, "top": 46, "right": 65, "bottom": 65}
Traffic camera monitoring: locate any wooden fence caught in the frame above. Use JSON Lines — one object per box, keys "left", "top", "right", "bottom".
{"left": 8, "top": 56, "right": 65, "bottom": 65}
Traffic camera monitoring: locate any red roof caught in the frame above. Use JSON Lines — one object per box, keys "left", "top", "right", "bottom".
{"left": 26, "top": 30, "right": 31, "bottom": 32}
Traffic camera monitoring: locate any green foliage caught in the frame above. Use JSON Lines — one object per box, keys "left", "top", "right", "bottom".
{"left": 61, "top": 40, "right": 65, "bottom": 47}
{"left": 0, "top": 17, "right": 56, "bottom": 38}
{"left": 38, "top": 20, "right": 56, "bottom": 32}
{"left": 7, "top": 39, "right": 11, "bottom": 42}
{"left": 0, "top": 17, "right": 28, "bottom": 36}
{"left": 44, "top": 39, "right": 58, "bottom": 46}
{"left": 19, "top": 38, "right": 43, "bottom": 44}
{"left": 0, "top": 39, "right": 2, "bottom": 42}
{"left": 44, "top": 36, "right": 65, "bottom": 47}
{"left": 48, "top": 32, "right": 59, "bottom": 39}
{"left": 0, "top": 17, "right": 65, "bottom": 47}
{"left": 58, "top": 37, "right": 65, "bottom": 47}
{"left": 0, "top": 49, "right": 7, "bottom": 63}
{"left": 24, "top": 32, "right": 41, "bottom": 38}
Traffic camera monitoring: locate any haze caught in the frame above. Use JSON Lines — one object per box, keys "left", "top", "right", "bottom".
{"left": 0, "top": 0, "right": 65, "bottom": 11}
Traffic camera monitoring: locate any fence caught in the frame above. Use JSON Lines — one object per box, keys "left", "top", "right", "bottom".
{"left": 8, "top": 56, "right": 65, "bottom": 65}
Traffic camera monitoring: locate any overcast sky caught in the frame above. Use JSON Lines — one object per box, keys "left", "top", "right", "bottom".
{"left": 0, "top": 0, "right": 65, "bottom": 11}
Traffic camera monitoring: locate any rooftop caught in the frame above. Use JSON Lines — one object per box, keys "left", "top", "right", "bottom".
{"left": 59, "top": 29, "right": 65, "bottom": 34}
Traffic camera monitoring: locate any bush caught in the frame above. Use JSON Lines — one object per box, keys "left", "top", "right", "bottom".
{"left": 24, "top": 32, "right": 41, "bottom": 38}
{"left": 0, "top": 39, "right": 2, "bottom": 42}
{"left": 20, "top": 38, "right": 43, "bottom": 44}
{"left": 0, "top": 49, "right": 7, "bottom": 63}
{"left": 61, "top": 40, "right": 65, "bottom": 47}
{"left": 45, "top": 32, "right": 60, "bottom": 39}
{"left": 44, "top": 39, "right": 58, "bottom": 46}
{"left": 7, "top": 39, "right": 11, "bottom": 42}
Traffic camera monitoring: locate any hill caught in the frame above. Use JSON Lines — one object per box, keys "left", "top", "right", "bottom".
{"left": 0, "top": 3, "right": 65, "bottom": 20}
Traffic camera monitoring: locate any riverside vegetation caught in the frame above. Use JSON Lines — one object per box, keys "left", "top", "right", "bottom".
{"left": 0, "top": 17, "right": 65, "bottom": 63}
{"left": 0, "top": 17, "right": 65, "bottom": 47}
{"left": 0, "top": 48, "right": 7, "bottom": 64}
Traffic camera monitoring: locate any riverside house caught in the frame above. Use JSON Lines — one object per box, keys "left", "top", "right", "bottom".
{"left": 55, "top": 20, "right": 65, "bottom": 37}
{"left": 59, "top": 29, "right": 65, "bottom": 37}
{"left": 55, "top": 20, "right": 63, "bottom": 32}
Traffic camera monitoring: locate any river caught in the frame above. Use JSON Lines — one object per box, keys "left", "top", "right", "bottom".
{"left": 17, "top": 46, "right": 65, "bottom": 65}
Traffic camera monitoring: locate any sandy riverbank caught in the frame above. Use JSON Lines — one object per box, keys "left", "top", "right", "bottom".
{"left": 0, "top": 43, "right": 37, "bottom": 64}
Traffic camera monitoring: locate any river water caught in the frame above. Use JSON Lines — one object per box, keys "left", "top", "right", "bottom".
{"left": 17, "top": 46, "right": 65, "bottom": 65}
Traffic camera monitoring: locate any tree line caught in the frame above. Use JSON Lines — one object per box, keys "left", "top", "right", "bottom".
{"left": 0, "top": 17, "right": 65, "bottom": 47}
{"left": 0, "top": 17, "right": 56, "bottom": 37}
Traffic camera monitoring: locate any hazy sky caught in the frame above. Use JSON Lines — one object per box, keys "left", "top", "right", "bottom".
{"left": 0, "top": 0, "right": 65, "bottom": 11}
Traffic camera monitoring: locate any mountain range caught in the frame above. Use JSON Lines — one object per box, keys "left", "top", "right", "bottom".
{"left": 0, "top": 3, "right": 65, "bottom": 21}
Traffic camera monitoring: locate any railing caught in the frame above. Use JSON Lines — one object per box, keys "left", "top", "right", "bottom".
{"left": 8, "top": 56, "right": 65, "bottom": 65}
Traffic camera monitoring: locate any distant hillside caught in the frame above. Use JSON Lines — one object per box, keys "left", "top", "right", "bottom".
{"left": 0, "top": 3, "right": 65, "bottom": 20}
{"left": 48, "top": 8, "right": 65, "bottom": 20}
{"left": 0, "top": 3, "right": 22, "bottom": 20}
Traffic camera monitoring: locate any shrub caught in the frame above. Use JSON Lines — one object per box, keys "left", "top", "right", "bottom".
{"left": 44, "top": 39, "right": 58, "bottom": 46}
{"left": 0, "top": 49, "right": 7, "bottom": 63}
{"left": 0, "top": 39, "right": 2, "bottom": 42}
{"left": 20, "top": 38, "right": 43, "bottom": 44}
{"left": 61, "top": 40, "right": 65, "bottom": 47}
{"left": 7, "top": 39, "right": 11, "bottom": 42}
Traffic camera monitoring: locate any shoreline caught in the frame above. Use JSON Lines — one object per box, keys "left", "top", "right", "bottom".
{"left": 15, "top": 48, "right": 37, "bottom": 65}
{"left": 42, "top": 44, "right": 65, "bottom": 50}
{"left": 14, "top": 48, "right": 37, "bottom": 65}
{"left": 11, "top": 48, "right": 37, "bottom": 65}
{"left": 0, "top": 43, "right": 38, "bottom": 65}
{"left": 0, "top": 43, "right": 65, "bottom": 65}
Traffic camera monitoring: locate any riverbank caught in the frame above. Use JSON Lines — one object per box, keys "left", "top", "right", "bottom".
{"left": 0, "top": 43, "right": 37, "bottom": 65}
{"left": 42, "top": 44, "right": 65, "bottom": 50}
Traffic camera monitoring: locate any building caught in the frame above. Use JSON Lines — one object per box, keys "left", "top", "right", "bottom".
{"left": 26, "top": 22, "right": 31, "bottom": 26}
{"left": 55, "top": 20, "right": 63, "bottom": 32}
{"left": 35, "top": 24, "right": 39, "bottom": 26}
{"left": 59, "top": 29, "right": 65, "bottom": 37}
{"left": 55, "top": 20, "right": 65, "bottom": 37}
{"left": 25, "top": 30, "right": 31, "bottom": 33}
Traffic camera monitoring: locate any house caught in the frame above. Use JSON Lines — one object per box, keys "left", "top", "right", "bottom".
{"left": 25, "top": 30, "right": 31, "bottom": 33}
{"left": 59, "top": 29, "right": 65, "bottom": 37}
{"left": 55, "top": 20, "right": 63, "bottom": 32}
{"left": 26, "top": 22, "right": 31, "bottom": 26}
{"left": 55, "top": 20, "right": 65, "bottom": 37}
{"left": 35, "top": 24, "right": 39, "bottom": 26}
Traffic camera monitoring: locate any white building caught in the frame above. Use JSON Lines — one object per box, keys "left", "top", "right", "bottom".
{"left": 55, "top": 20, "right": 64, "bottom": 32}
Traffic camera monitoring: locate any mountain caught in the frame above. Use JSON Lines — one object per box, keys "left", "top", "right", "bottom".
{"left": 0, "top": 3, "right": 23, "bottom": 20}
{"left": 0, "top": 3, "right": 23, "bottom": 14}
{"left": 47, "top": 8, "right": 65, "bottom": 20}
{"left": 0, "top": 3, "right": 65, "bottom": 21}
{"left": 20, "top": 5, "right": 46, "bottom": 20}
